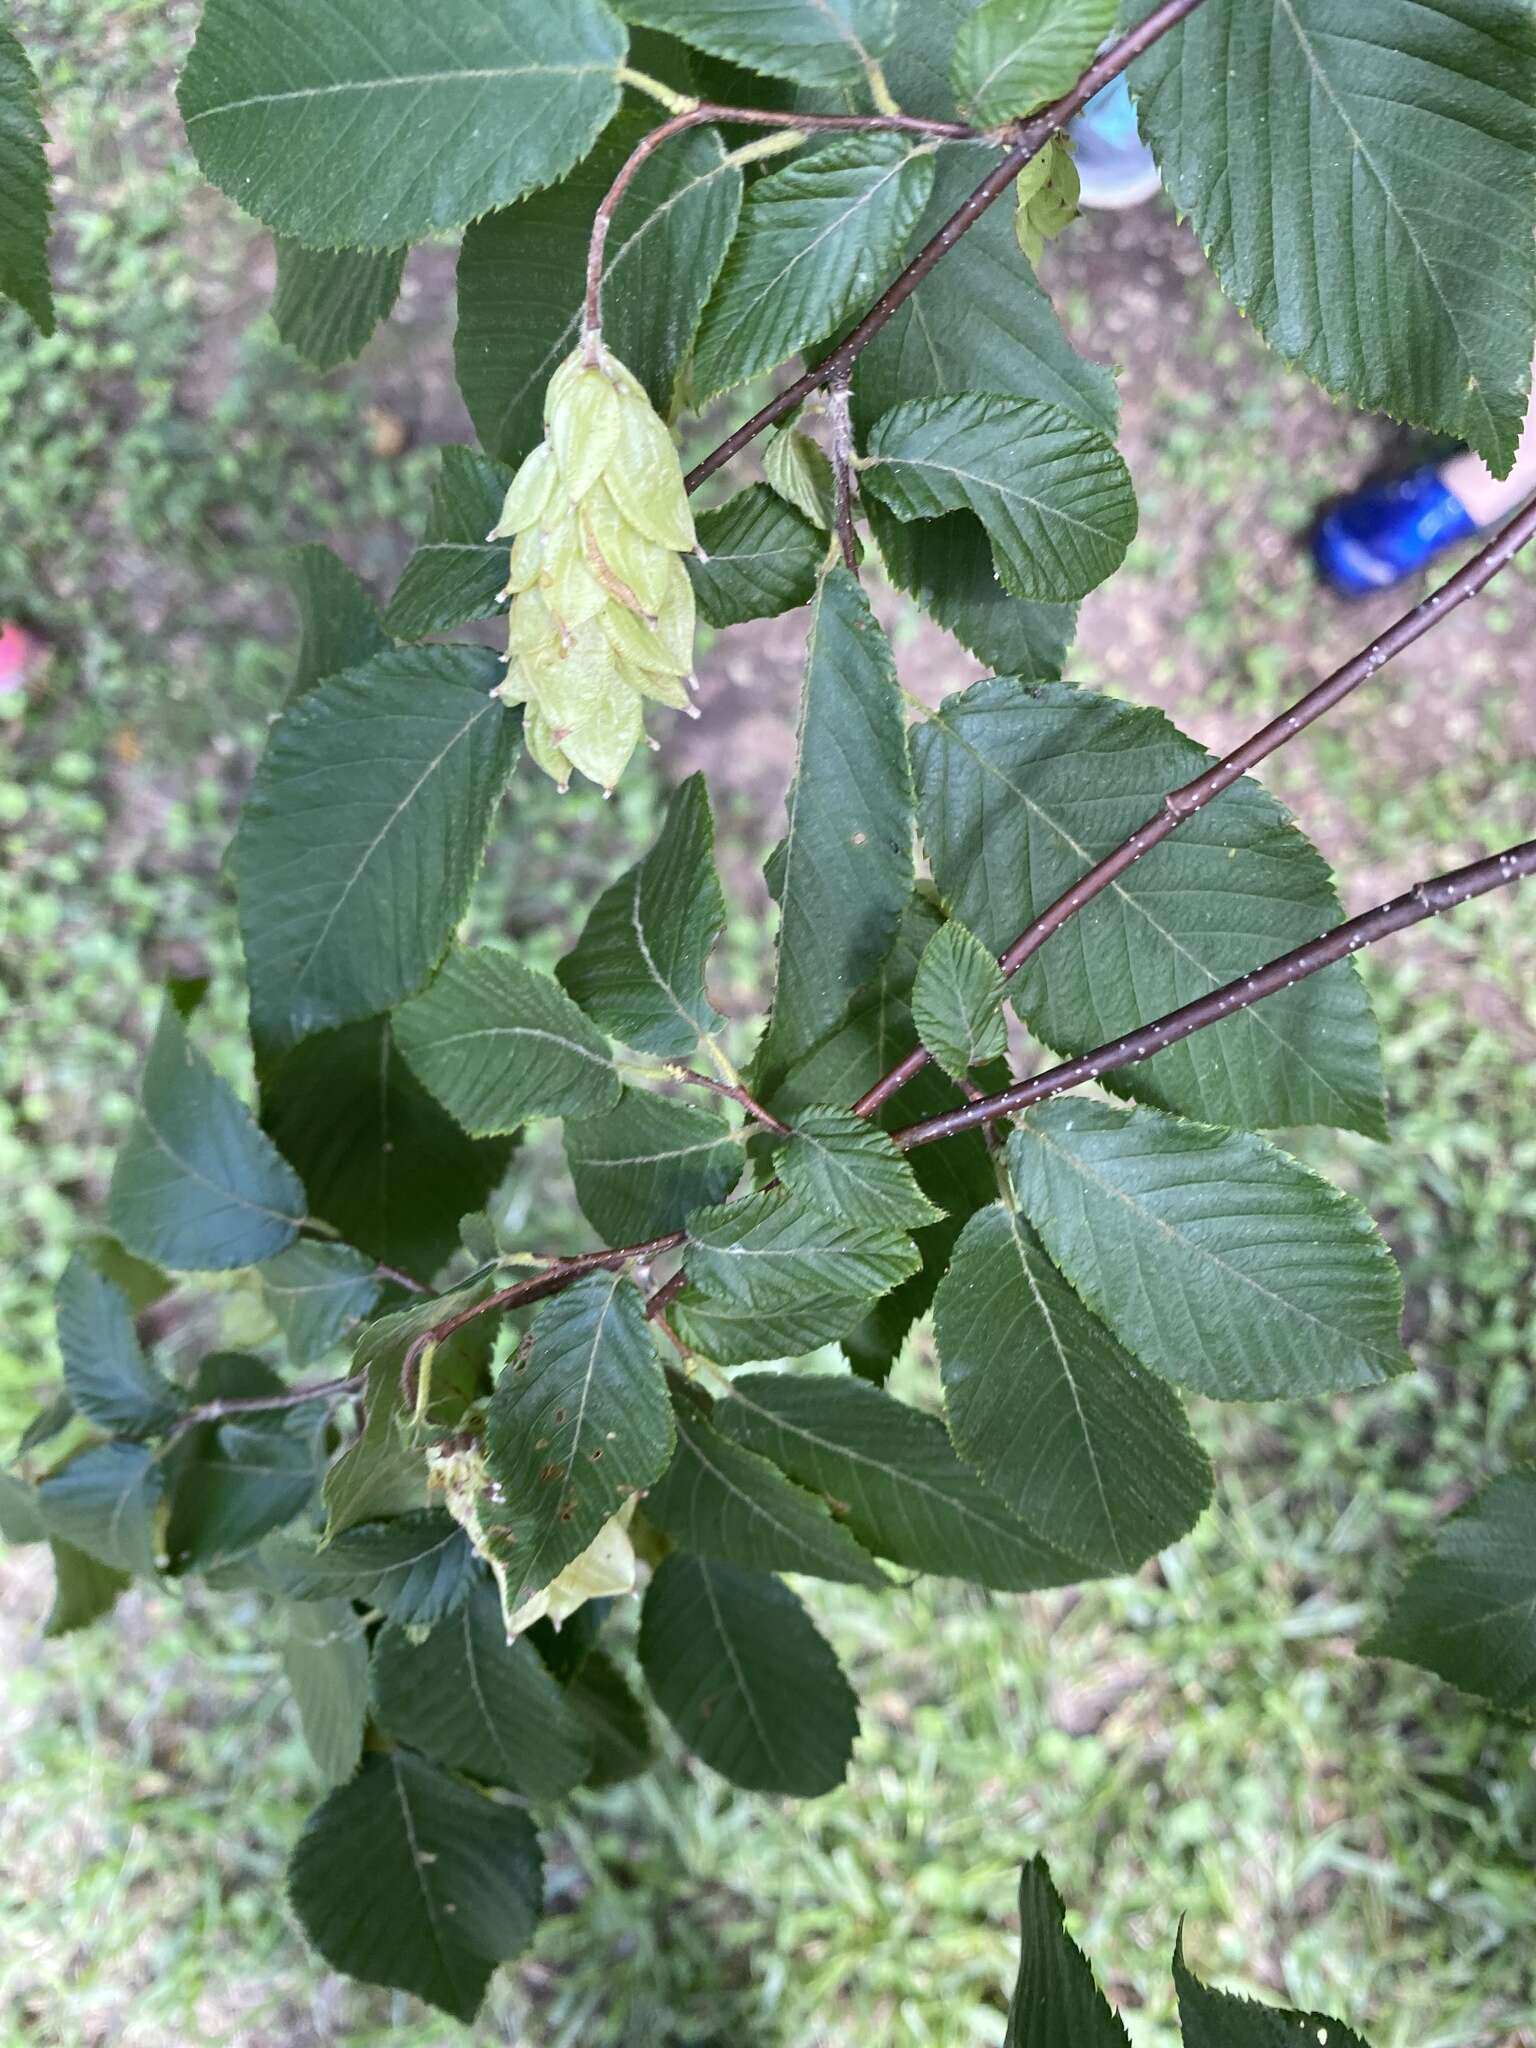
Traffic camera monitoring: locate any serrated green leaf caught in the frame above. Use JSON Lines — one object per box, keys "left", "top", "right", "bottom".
{"left": 670, "top": 1289, "right": 890, "bottom": 1367}
{"left": 864, "top": 394, "right": 1135, "bottom": 604}
{"left": 396, "top": 943, "right": 619, "bottom": 1137}
{"left": 1004, "top": 1858, "right": 1130, "bottom": 2048}
{"left": 373, "top": 1576, "right": 592, "bottom": 1796}
{"left": 37, "top": 1442, "right": 163, "bottom": 1578}
{"left": 43, "top": 1541, "right": 128, "bottom": 1637}
{"left": 718, "top": 1370, "right": 1087, "bottom": 1588}
{"left": 647, "top": 1387, "right": 887, "bottom": 1585}
{"left": 776, "top": 1107, "right": 941, "bottom": 1232}
{"left": 0, "top": 17, "right": 53, "bottom": 331}
{"left": 557, "top": 775, "right": 725, "bottom": 1058}
{"left": 1009, "top": 1103, "right": 1410, "bottom": 1402}
{"left": 1128, "top": 0, "right": 1536, "bottom": 475}
{"left": 260, "top": 1240, "right": 381, "bottom": 1368}
{"left": 872, "top": 504, "right": 1077, "bottom": 683}
{"left": 384, "top": 446, "right": 515, "bottom": 640}
{"left": 268, "top": 1509, "right": 477, "bottom": 1627}
{"left": 457, "top": 113, "right": 741, "bottom": 464}
{"left": 0, "top": 1471, "right": 44, "bottom": 1543}
{"left": 694, "top": 135, "right": 933, "bottom": 399}
{"left": 910, "top": 919, "right": 1006, "bottom": 1082}
{"left": 935, "top": 1204, "right": 1211, "bottom": 1572}
{"left": 565, "top": 1646, "right": 654, "bottom": 1786}
{"left": 1363, "top": 1470, "right": 1536, "bottom": 1712}
{"left": 754, "top": 570, "right": 914, "bottom": 1098}
{"left": 160, "top": 1355, "right": 325, "bottom": 1570}
{"left": 179, "top": 0, "right": 627, "bottom": 247}
{"left": 262, "top": 1018, "right": 513, "bottom": 1286}
{"left": 484, "top": 1273, "right": 672, "bottom": 1612}
{"left": 564, "top": 1088, "right": 744, "bottom": 1245}
{"left": 639, "top": 1552, "right": 858, "bottom": 1792}
{"left": 1172, "top": 1928, "right": 1372, "bottom": 2048}
{"left": 109, "top": 1004, "right": 305, "bottom": 1272}
{"left": 235, "top": 647, "right": 519, "bottom": 1053}
{"left": 689, "top": 485, "right": 823, "bottom": 627}
{"left": 882, "top": 0, "right": 982, "bottom": 116}
{"left": 956, "top": 0, "right": 1115, "bottom": 125}
{"left": 686, "top": 1188, "right": 919, "bottom": 1314}
{"left": 288, "top": 1748, "right": 543, "bottom": 2022}
{"left": 912, "top": 679, "right": 1387, "bottom": 1134}
{"left": 763, "top": 426, "right": 836, "bottom": 531}
{"left": 323, "top": 1279, "right": 499, "bottom": 1537}
{"left": 618, "top": 0, "right": 896, "bottom": 89}
{"left": 271, "top": 240, "right": 405, "bottom": 370}
{"left": 55, "top": 1252, "right": 181, "bottom": 1438}
{"left": 280, "top": 1598, "right": 370, "bottom": 1786}
{"left": 283, "top": 543, "right": 392, "bottom": 701}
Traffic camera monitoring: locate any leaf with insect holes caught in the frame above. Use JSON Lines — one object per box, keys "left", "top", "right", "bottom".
{"left": 0, "top": 17, "right": 53, "bottom": 331}
{"left": 1128, "top": 0, "right": 1536, "bottom": 476}
{"left": 912, "top": 678, "right": 1387, "bottom": 1134}
{"left": 288, "top": 1749, "right": 543, "bottom": 2022}
{"left": 693, "top": 136, "right": 934, "bottom": 401}
{"left": 280, "top": 1599, "right": 370, "bottom": 1787}
{"left": 564, "top": 1089, "right": 744, "bottom": 1246}
{"left": 55, "top": 1252, "right": 182, "bottom": 1438}
{"left": 395, "top": 944, "right": 619, "bottom": 1137}
{"left": 557, "top": 775, "right": 726, "bottom": 1058}
{"left": 1172, "top": 1927, "right": 1373, "bottom": 2048}
{"left": 266, "top": 1509, "right": 478, "bottom": 1627}
{"left": 1009, "top": 1103, "right": 1411, "bottom": 1401}
{"left": 37, "top": 1442, "right": 163, "bottom": 1578}
{"left": 384, "top": 446, "right": 515, "bottom": 640}
{"left": 863, "top": 393, "right": 1136, "bottom": 604}
{"left": 372, "top": 1576, "right": 592, "bottom": 1796}
{"left": 483, "top": 1272, "right": 673, "bottom": 1614}
{"left": 179, "top": 0, "right": 627, "bottom": 247}
{"left": 457, "top": 113, "right": 742, "bottom": 465}
{"left": 910, "top": 919, "right": 1007, "bottom": 1082}
{"left": 109, "top": 1003, "right": 306, "bottom": 1272}
{"left": 234, "top": 647, "right": 519, "bottom": 1053}
{"left": 955, "top": 0, "right": 1116, "bottom": 126}
{"left": 935, "top": 1204, "right": 1211, "bottom": 1572}
{"left": 775, "top": 1108, "right": 941, "bottom": 1233}
{"left": 617, "top": 0, "right": 896, "bottom": 90}
{"left": 646, "top": 1386, "right": 887, "bottom": 1585}
{"left": 753, "top": 571, "right": 914, "bottom": 1099}
{"left": 271, "top": 241, "right": 405, "bottom": 370}
{"left": 1004, "top": 1858, "right": 1130, "bottom": 2048}
{"left": 689, "top": 486, "right": 824, "bottom": 627}
{"left": 1363, "top": 1470, "right": 1536, "bottom": 1712}
{"left": 639, "top": 1552, "right": 858, "bottom": 1793}
{"left": 717, "top": 1372, "right": 1090, "bottom": 1590}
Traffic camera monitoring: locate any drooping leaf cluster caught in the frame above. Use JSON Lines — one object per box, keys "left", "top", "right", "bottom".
{"left": 7, "top": 0, "right": 1536, "bottom": 2026}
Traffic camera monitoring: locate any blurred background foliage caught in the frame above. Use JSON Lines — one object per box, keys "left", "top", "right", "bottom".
{"left": 2, "top": 4, "right": 1534, "bottom": 2044}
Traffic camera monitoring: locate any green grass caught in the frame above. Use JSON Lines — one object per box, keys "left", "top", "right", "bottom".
{"left": 5, "top": 7, "right": 1536, "bottom": 2044}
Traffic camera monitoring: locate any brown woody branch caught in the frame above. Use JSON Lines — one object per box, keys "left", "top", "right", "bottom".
{"left": 889, "top": 839, "right": 1536, "bottom": 1151}
{"left": 854, "top": 492, "right": 1536, "bottom": 1117}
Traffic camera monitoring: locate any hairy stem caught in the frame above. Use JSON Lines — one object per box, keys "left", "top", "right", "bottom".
{"left": 827, "top": 367, "right": 859, "bottom": 572}
{"left": 684, "top": 0, "right": 1211, "bottom": 492}
{"left": 890, "top": 839, "right": 1536, "bottom": 1151}
{"left": 854, "top": 492, "right": 1536, "bottom": 1117}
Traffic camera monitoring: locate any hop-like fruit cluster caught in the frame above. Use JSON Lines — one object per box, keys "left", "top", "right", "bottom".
{"left": 490, "top": 342, "right": 699, "bottom": 792}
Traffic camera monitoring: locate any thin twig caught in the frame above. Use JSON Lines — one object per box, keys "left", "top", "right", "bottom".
{"left": 676, "top": 1066, "right": 792, "bottom": 1135}
{"left": 375, "top": 1261, "right": 428, "bottom": 1296}
{"left": 166, "top": 1373, "right": 364, "bottom": 1441}
{"left": 684, "top": 0, "right": 1211, "bottom": 493}
{"left": 854, "top": 493, "right": 1536, "bottom": 1118}
{"left": 889, "top": 840, "right": 1536, "bottom": 1151}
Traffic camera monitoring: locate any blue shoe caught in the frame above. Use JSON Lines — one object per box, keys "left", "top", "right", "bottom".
{"left": 1313, "top": 467, "right": 1479, "bottom": 597}
{"left": 1069, "top": 75, "right": 1162, "bottom": 210}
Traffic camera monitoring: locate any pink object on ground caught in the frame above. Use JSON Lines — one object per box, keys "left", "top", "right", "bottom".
{"left": 0, "top": 620, "right": 37, "bottom": 685}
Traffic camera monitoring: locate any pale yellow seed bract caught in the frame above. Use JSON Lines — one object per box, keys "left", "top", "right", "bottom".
{"left": 491, "top": 441, "right": 557, "bottom": 539}
{"left": 548, "top": 364, "right": 622, "bottom": 501}
{"left": 582, "top": 482, "right": 673, "bottom": 612}
{"left": 605, "top": 395, "right": 696, "bottom": 553}
{"left": 604, "top": 597, "right": 689, "bottom": 679}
